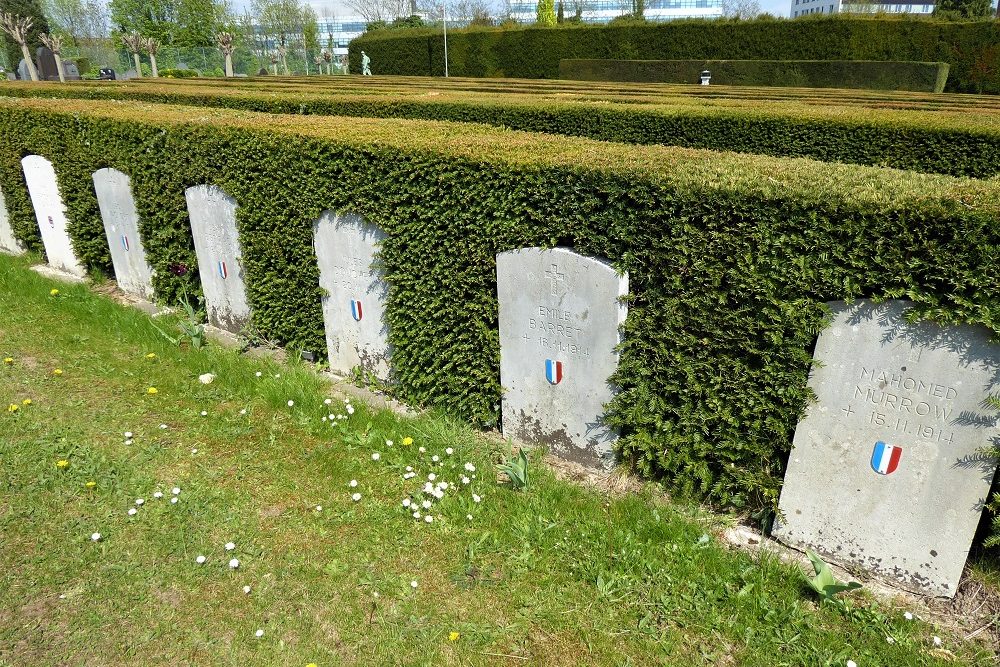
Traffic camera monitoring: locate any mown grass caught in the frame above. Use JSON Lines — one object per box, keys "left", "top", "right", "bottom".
{"left": 0, "top": 252, "right": 994, "bottom": 666}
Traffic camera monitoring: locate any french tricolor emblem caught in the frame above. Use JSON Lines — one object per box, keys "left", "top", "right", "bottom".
{"left": 218, "top": 261, "right": 228, "bottom": 279}
{"left": 545, "top": 359, "right": 563, "bottom": 385}
{"left": 871, "top": 441, "right": 902, "bottom": 476}
{"left": 121, "top": 235, "right": 130, "bottom": 251}
{"left": 350, "top": 299, "right": 363, "bottom": 322}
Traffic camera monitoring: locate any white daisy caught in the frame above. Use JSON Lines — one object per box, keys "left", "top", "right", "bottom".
{"left": 410, "top": 580, "right": 418, "bottom": 588}
{"left": 172, "top": 487, "right": 181, "bottom": 495}
{"left": 196, "top": 555, "right": 206, "bottom": 564}
{"left": 347, "top": 405, "right": 355, "bottom": 415}
{"left": 933, "top": 637, "right": 941, "bottom": 647}
{"left": 328, "top": 414, "right": 336, "bottom": 420}
{"left": 422, "top": 500, "right": 432, "bottom": 509}
{"left": 424, "top": 515, "right": 433, "bottom": 523}
{"left": 255, "top": 629, "right": 264, "bottom": 638}
{"left": 239, "top": 409, "right": 247, "bottom": 415}
{"left": 386, "top": 440, "right": 394, "bottom": 447}
{"left": 349, "top": 479, "right": 358, "bottom": 488}
{"left": 431, "top": 455, "right": 439, "bottom": 462}
{"left": 466, "top": 514, "right": 473, "bottom": 520}
{"left": 153, "top": 491, "right": 163, "bottom": 498}
{"left": 91, "top": 532, "right": 102, "bottom": 541}
{"left": 371, "top": 453, "right": 380, "bottom": 461}
{"left": 170, "top": 497, "right": 178, "bottom": 504}
{"left": 473, "top": 494, "right": 482, "bottom": 503}
{"left": 128, "top": 508, "right": 137, "bottom": 516}
{"left": 255, "top": 371, "right": 262, "bottom": 377}
{"left": 315, "top": 505, "right": 322, "bottom": 511}
{"left": 433, "top": 490, "right": 444, "bottom": 499}
{"left": 904, "top": 612, "right": 913, "bottom": 620}
{"left": 413, "top": 511, "right": 421, "bottom": 519}
{"left": 402, "top": 499, "right": 411, "bottom": 508}
{"left": 461, "top": 476, "right": 470, "bottom": 485}
{"left": 846, "top": 662, "right": 857, "bottom": 667}
{"left": 243, "top": 585, "right": 252, "bottom": 594}
{"left": 324, "top": 398, "right": 332, "bottom": 405}
{"left": 464, "top": 463, "right": 476, "bottom": 472}
{"left": 225, "top": 542, "right": 236, "bottom": 551}
{"left": 352, "top": 493, "right": 361, "bottom": 502}
{"left": 200, "top": 411, "right": 207, "bottom": 416}
{"left": 135, "top": 498, "right": 145, "bottom": 506}
{"left": 405, "top": 466, "right": 413, "bottom": 472}
{"left": 191, "top": 448, "right": 198, "bottom": 454}
{"left": 287, "top": 400, "right": 294, "bottom": 407}
{"left": 445, "top": 448, "right": 453, "bottom": 455}
{"left": 428, "top": 473, "right": 436, "bottom": 481}
{"left": 198, "top": 373, "right": 215, "bottom": 384}
{"left": 423, "top": 482, "right": 434, "bottom": 493}
{"left": 438, "top": 482, "right": 449, "bottom": 490}
{"left": 124, "top": 431, "right": 133, "bottom": 438}
{"left": 124, "top": 439, "right": 133, "bottom": 446}
{"left": 418, "top": 447, "right": 426, "bottom": 453}
{"left": 229, "top": 558, "right": 240, "bottom": 569}
{"left": 159, "top": 424, "right": 168, "bottom": 429}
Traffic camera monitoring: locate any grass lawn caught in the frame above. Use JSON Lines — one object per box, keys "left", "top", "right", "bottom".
{"left": 0, "top": 252, "right": 993, "bottom": 666}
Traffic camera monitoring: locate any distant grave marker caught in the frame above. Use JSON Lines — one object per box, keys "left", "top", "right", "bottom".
{"left": 93, "top": 168, "right": 154, "bottom": 300}
{"left": 497, "top": 247, "right": 628, "bottom": 467}
{"left": 184, "top": 185, "right": 249, "bottom": 332}
{"left": 314, "top": 211, "right": 391, "bottom": 380}
{"left": 21, "top": 155, "right": 85, "bottom": 277}
{"left": 774, "top": 300, "right": 1000, "bottom": 597}
{"left": 0, "top": 186, "right": 24, "bottom": 255}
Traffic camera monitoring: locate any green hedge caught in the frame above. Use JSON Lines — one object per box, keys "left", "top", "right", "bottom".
{"left": 349, "top": 16, "right": 1000, "bottom": 94}
{"left": 559, "top": 59, "right": 950, "bottom": 93}
{"left": 2, "top": 97, "right": 999, "bottom": 513}
{"left": 3, "top": 81, "right": 1000, "bottom": 178}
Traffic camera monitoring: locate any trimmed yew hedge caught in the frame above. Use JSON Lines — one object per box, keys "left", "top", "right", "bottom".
{"left": 559, "top": 59, "right": 950, "bottom": 93}
{"left": 348, "top": 16, "right": 1000, "bottom": 94}
{"left": 3, "top": 81, "right": 999, "bottom": 178}
{"left": 2, "top": 97, "right": 999, "bottom": 512}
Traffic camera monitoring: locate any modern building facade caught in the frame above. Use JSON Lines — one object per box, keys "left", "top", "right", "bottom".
{"left": 791, "top": 0, "right": 935, "bottom": 17}
{"left": 508, "top": 0, "right": 723, "bottom": 24}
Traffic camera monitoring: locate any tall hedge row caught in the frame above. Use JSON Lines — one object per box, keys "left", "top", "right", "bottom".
{"left": 348, "top": 17, "right": 1000, "bottom": 94}
{"left": 2, "top": 98, "right": 999, "bottom": 512}
{"left": 3, "top": 82, "right": 999, "bottom": 178}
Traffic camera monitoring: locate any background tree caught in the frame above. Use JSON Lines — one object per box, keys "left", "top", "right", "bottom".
{"left": 42, "top": 0, "right": 84, "bottom": 42}
{"left": 120, "top": 30, "right": 142, "bottom": 74}
{"left": 935, "top": 0, "right": 991, "bottom": 18}
{"left": 0, "top": 0, "right": 49, "bottom": 73}
{"left": 143, "top": 34, "right": 158, "bottom": 76}
{"left": 721, "top": 0, "right": 761, "bottom": 18}
{"left": 535, "top": 0, "right": 555, "bottom": 25}
{"left": 38, "top": 30, "right": 64, "bottom": 79}
{"left": 343, "top": 0, "right": 408, "bottom": 24}
{"left": 216, "top": 29, "right": 234, "bottom": 76}
{"left": 302, "top": 3, "right": 318, "bottom": 72}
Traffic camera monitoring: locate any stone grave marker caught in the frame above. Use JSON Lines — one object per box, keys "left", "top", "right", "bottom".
{"left": 64, "top": 61, "right": 81, "bottom": 80}
{"left": 497, "top": 247, "right": 628, "bottom": 467}
{"left": 21, "top": 155, "right": 85, "bottom": 277}
{"left": 35, "top": 46, "right": 59, "bottom": 81}
{"left": 185, "top": 185, "right": 249, "bottom": 332}
{"left": 774, "top": 300, "right": 1000, "bottom": 597}
{"left": 0, "top": 186, "right": 25, "bottom": 255}
{"left": 93, "top": 168, "right": 154, "bottom": 300}
{"left": 314, "top": 211, "right": 391, "bottom": 380}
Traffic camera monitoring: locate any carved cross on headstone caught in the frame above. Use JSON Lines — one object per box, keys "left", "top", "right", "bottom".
{"left": 545, "top": 263, "right": 565, "bottom": 295}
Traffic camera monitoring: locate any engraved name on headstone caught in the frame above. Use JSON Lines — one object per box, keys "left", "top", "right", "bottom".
{"left": 21, "top": 155, "right": 85, "bottom": 277}
{"left": 0, "top": 185, "right": 25, "bottom": 255}
{"left": 497, "top": 247, "right": 628, "bottom": 467}
{"left": 314, "top": 211, "right": 391, "bottom": 380}
{"left": 774, "top": 300, "right": 1000, "bottom": 597}
{"left": 93, "top": 168, "right": 154, "bottom": 300}
{"left": 184, "top": 185, "right": 249, "bottom": 332}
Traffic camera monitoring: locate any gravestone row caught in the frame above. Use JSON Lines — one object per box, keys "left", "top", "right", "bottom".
{"left": 9, "top": 155, "right": 999, "bottom": 598}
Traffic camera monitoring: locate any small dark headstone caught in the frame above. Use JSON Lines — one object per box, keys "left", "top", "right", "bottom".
{"left": 63, "top": 61, "right": 81, "bottom": 80}
{"left": 35, "top": 46, "right": 59, "bottom": 81}
{"left": 98, "top": 68, "right": 116, "bottom": 80}
{"left": 258, "top": 68, "right": 268, "bottom": 76}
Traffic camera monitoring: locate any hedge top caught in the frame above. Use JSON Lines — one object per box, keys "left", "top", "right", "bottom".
{"left": 2, "top": 96, "right": 997, "bottom": 215}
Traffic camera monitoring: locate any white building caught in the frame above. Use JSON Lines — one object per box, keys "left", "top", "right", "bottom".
{"left": 791, "top": 0, "right": 935, "bottom": 17}
{"left": 508, "top": 0, "right": 723, "bottom": 24}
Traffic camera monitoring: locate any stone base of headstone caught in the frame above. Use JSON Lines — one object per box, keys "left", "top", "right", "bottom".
{"left": 30, "top": 264, "right": 85, "bottom": 283}
{"left": 203, "top": 324, "right": 240, "bottom": 349}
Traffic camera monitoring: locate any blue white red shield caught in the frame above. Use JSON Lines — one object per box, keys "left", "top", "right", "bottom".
{"left": 218, "top": 261, "right": 228, "bottom": 279}
{"left": 871, "top": 441, "right": 902, "bottom": 475}
{"left": 545, "top": 359, "right": 563, "bottom": 385}
{"left": 350, "top": 299, "right": 363, "bottom": 322}
{"left": 121, "top": 235, "right": 130, "bottom": 252}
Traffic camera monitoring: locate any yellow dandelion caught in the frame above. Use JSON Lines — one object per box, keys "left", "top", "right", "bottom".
{"left": 402, "top": 436, "right": 413, "bottom": 446}
{"left": 22, "top": 399, "right": 31, "bottom": 406}
{"left": 448, "top": 631, "right": 460, "bottom": 642}
{"left": 145, "top": 353, "right": 157, "bottom": 359}
{"left": 147, "top": 387, "right": 158, "bottom": 395}
{"left": 306, "top": 663, "right": 319, "bottom": 667}
{"left": 56, "top": 459, "right": 69, "bottom": 469}
{"left": 53, "top": 368, "right": 63, "bottom": 376}
{"left": 85, "top": 481, "right": 96, "bottom": 489}
{"left": 7, "top": 403, "right": 18, "bottom": 413}
{"left": 49, "top": 288, "right": 59, "bottom": 297}
{"left": 3, "top": 357, "right": 12, "bottom": 365}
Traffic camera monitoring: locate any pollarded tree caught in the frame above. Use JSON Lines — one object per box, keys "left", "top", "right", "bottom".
{"left": 216, "top": 30, "right": 235, "bottom": 76}
{"left": 0, "top": 12, "right": 38, "bottom": 80}
{"left": 120, "top": 31, "right": 142, "bottom": 76}
{"left": 38, "top": 31, "right": 65, "bottom": 80}
{"left": 322, "top": 48, "right": 331, "bottom": 75}
{"left": 143, "top": 35, "right": 159, "bottom": 77}
{"left": 1, "top": 0, "right": 50, "bottom": 75}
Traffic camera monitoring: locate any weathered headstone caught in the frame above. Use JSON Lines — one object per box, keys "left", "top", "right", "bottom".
{"left": 184, "top": 185, "right": 249, "bottom": 332}
{"left": 0, "top": 186, "right": 25, "bottom": 255}
{"left": 93, "top": 168, "right": 154, "bottom": 300}
{"left": 16, "top": 59, "right": 28, "bottom": 81}
{"left": 21, "top": 155, "right": 85, "bottom": 277}
{"left": 314, "top": 211, "right": 391, "bottom": 380}
{"left": 774, "top": 300, "right": 1000, "bottom": 597}
{"left": 64, "top": 61, "right": 81, "bottom": 80}
{"left": 497, "top": 247, "right": 628, "bottom": 467}
{"left": 35, "top": 46, "right": 59, "bottom": 81}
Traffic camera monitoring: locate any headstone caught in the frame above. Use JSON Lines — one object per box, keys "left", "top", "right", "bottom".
{"left": 64, "top": 61, "right": 81, "bottom": 80}
{"left": 774, "top": 300, "right": 1000, "bottom": 597}
{"left": 98, "top": 68, "right": 116, "bottom": 80}
{"left": 93, "top": 168, "right": 154, "bottom": 300}
{"left": 184, "top": 185, "right": 249, "bottom": 333}
{"left": 17, "top": 59, "right": 28, "bottom": 81}
{"left": 313, "top": 211, "right": 391, "bottom": 380}
{"left": 121, "top": 69, "right": 138, "bottom": 80}
{"left": 0, "top": 185, "right": 25, "bottom": 255}
{"left": 35, "top": 46, "right": 58, "bottom": 81}
{"left": 497, "top": 247, "right": 628, "bottom": 467}
{"left": 21, "top": 155, "right": 85, "bottom": 277}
